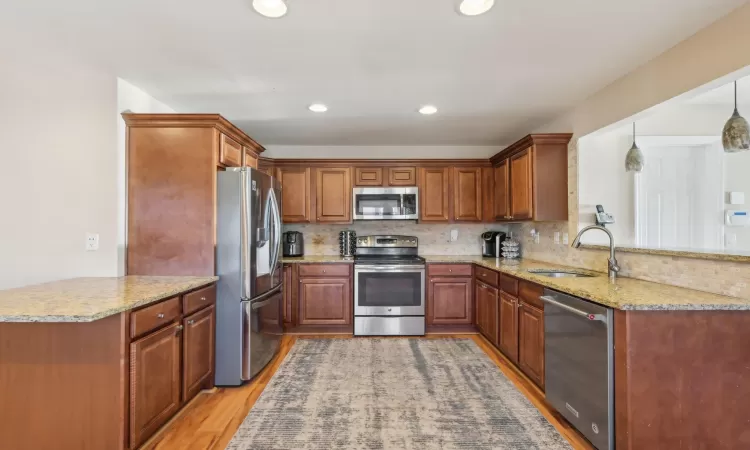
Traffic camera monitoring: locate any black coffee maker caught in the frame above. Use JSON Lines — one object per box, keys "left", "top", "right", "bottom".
{"left": 283, "top": 231, "right": 304, "bottom": 257}
{"left": 481, "top": 231, "right": 506, "bottom": 257}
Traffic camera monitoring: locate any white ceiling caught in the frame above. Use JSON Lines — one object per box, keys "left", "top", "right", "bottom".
{"left": 1, "top": 0, "right": 746, "bottom": 145}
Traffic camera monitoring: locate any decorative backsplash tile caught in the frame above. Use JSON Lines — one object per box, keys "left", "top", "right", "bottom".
{"left": 282, "top": 222, "right": 509, "bottom": 256}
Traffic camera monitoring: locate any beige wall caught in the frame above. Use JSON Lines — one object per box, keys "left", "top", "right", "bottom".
{"left": 515, "top": 0, "right": 750, "bottom": 300}
{"left": 0, "top": 44, "right": 119, "bottom": 289}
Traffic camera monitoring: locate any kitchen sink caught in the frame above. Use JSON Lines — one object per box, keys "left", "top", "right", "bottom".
{"left": 527, "top": 269, "right": 596, "bottom": 278}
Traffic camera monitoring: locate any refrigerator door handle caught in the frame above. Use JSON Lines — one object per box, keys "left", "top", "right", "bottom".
{"left": 241, "top": 171, "right": 252, "bottom": 299}
{"left": 268, "top": 187, "right": 282, "bottom": 278}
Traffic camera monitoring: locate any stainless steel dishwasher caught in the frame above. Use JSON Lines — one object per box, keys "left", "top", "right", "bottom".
{"left": 542, "top": 288, "right": 613, "bottom": 450}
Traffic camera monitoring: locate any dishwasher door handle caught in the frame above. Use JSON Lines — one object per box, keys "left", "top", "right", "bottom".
{"left": 540, "top": 296, "right": 607, "bottom": 322}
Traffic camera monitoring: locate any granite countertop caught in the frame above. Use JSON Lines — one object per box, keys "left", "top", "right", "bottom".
{"left": 0, "top": 276, "right": 218, "bottom": 323}
{"left": 422, "top": 255, "right": 750, "bottom": 311}
{"left": 282, "top": 255, "right": 355, "bottom": 263}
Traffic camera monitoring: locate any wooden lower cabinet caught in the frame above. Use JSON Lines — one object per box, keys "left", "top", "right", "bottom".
{"left": 427, "top": 276, "right": 473, "bottom": 325}
{"left": 298, "top": 277, "right": 352, "bottom": 325}
{"left": 518, "top": 302, "right": 544, "bottom": 389}
{"left": 498, "top": 292, "right": 519, "bottom": 363}
{"left": 130, "top": 323, "right": 182, "bottom": 449}
{"left": 182, "top": 305, "right": 216, "bottom": 402}
{"left": 475, "top": 280, "right": 499, "bottom": 345}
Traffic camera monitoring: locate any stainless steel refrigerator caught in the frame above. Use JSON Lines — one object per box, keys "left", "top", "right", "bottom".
{"left": 215, "top": 167, "right": 283, "bottom": 386}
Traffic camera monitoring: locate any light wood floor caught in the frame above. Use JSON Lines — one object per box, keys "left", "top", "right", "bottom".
{"left": 141, "top": 334, "right": 594, "bottom": 450}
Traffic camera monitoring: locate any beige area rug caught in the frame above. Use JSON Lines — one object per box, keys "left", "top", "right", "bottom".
{"left": 227, "top": 338, "right": 571, "bottom": 450}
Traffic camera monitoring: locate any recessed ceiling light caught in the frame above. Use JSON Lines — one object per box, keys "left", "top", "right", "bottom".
{"left": 252, "top": 0, "right": 288, "bottom": 18}
{"left": 419, "top": 105, "right": 438, "bottom": 115}
{"left": 309, "top": 103, "right": 328, "bottom": 113}
{"left": 458, "top": 0, "right": 495, "bottom": 16}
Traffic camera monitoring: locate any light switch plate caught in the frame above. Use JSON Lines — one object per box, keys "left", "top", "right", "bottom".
{"left": 562, "top": 232, "right": 569, "bottom": 245}
{"left": 450, "top": 229, "right": 459, "bottom": 242}
{"left": 554, "top": 232, "right": 561, "bottom": 244}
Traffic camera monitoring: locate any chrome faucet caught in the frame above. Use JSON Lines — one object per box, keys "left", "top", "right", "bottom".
{"left": 572, "top": 225, "right": 620, "bottom": 282}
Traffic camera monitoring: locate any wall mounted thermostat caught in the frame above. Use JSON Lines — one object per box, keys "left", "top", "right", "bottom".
{"left": 726, "top": 210, "right": 750, "bottom": 226}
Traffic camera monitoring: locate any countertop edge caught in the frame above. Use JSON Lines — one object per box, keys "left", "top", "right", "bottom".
{"left": 0, "top": 277, "right": 218, "bottom": 323}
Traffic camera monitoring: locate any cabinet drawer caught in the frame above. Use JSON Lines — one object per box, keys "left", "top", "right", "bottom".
{"left": 519, "top": 280, "right": 544, "bottom": 310}
{"left": 474, "top": 266, "right": 499, "bottom": 287}
{"left": 183, "top": 284, "right": 216, "bottom": 316}
{"left": 298, "top": 263, "right": 351, "bottom": 278}
{"left": 499, "top": 274, "right": 519, "bottom": 296}
{"left": 427, "top": 264, "right": 473, "bottom": 277}
{"left": 131, "top": 296, "right": 181, "bottom": 339}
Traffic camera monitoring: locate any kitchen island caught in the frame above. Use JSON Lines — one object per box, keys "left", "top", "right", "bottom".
{"left": 0, "top": 276, "right": 217, "bottom": 450}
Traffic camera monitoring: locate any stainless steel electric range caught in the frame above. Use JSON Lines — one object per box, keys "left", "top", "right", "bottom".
{"left": 353, "top": 235, "right": 426, "bottom": 336}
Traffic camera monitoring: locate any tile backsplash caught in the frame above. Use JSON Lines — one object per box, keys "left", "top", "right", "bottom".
{"left": 282, "top": 222, "right": 509, "bottom": 256}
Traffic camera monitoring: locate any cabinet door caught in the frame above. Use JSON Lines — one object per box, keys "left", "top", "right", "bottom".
{"left": 243, "top": 148, "right": 258, "bottom": 168}
{"left": 298, "top": 277, "right": 351, "bottom": 325}
{"left": 130, "top": 323, "right": 181, "bottom": 449}
{"left": 475, "top": 281, "right": 499, "bottom": 345}
{"left": 388, "top": 167, "right": 417, "bottom": 186}
{"left": 499, "top": 292, "right": 519, "bottom": 363}
{"left": 354, "top": 167, "right": 384, "bottom": 186}
{"left": 418, "top": 167, "right": 450, "bottom": 222}
{"left": 183, "top": 305, "right": 215, "bottom": 402}
{"left": 494, "top": 159, "right": 510, "bottom": 220}
{"left": 276, "top": 167, "right": 312, "bottom": 223}
{"left": 427, "top": 277, "right": 472, "bottom": 325}
{"left": 510, "top": 148, "right": 533, "bottom": 220}
{"left": 518, "top": 302, "right": 545, "bottom": 389}
{"left": 282, "top": 264, "right": 295, "bottom": 327}
{"left": 452, "top": 167, "right": 483, "bottom": 222}
{"left": 316, "top": 167, "right": 352, "bottom": 223}
{"left": 474, "top": 281, "right": 485, "bottom": 333}
{"left": 219, "top": 134, "right": 243, "bottom": 167}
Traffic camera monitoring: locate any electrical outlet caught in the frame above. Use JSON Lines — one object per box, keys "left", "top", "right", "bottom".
{"left": 554, "top": 232, "right": 561, "bottom": 244}
{"left": 562, "top": 232, "right": 569, "bottom": 245}
{"left": 450, "top": 229, "right": 459, "bottom": 242}
{"left": 534, "top": 233, "right": 540, "bottom": 244}
{"left": 86, "top": 233, "right": 99, "bottom": 251}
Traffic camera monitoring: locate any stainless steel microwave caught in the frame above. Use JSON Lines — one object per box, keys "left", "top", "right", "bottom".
{"left": 352, "top": 187, "right": 419, "bottom": 220}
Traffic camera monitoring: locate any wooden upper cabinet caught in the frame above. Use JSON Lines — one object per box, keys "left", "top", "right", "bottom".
{"left": 243, "top": 148, "right": 258, "bottom": 168}
{"left": 518, "top": 302, "right": 545, "bottom": 389}
{"left": 183, "top": 305, "right": 215, "bottom": 402}
{"left": 494, "top": 159, "right": 510, "bottom": 220}
{"left": 316, "top": 167, "right": 352, "bottom": 223}
{"left": 419, "top": 167, "right": 451, "bottom": 222}
{"left": 388, "top": 167, "right": 417, "bottom": 186}
{"left": 219, "top": 134, "right": 243, "bottom": 167}
{"left": 452, "top": 167, "right": 483, "bottom": 222}
{"left": 427, "top": 277, "right": 473, "bottom": 325}
{"left": 130, "top": 323, "right": 181, "bottom": 449}
{"left": 276, "top": 167, "right": 312, "bottom": 223}
{"left": 510, "top": 148, "right": 533, "bottom": 220}
{"left": 354, "top": 167, "right": 384, "bottom": 186}
{"left": 490, "top": 134, "right": 571, "bottom": 222}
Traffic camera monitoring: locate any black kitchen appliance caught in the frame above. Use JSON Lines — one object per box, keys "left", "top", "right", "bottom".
{"left": 282, "top": 231, "right": 304, "bottom": 257}
{"left": 481, "top": 231, "right": 507, "bottom": 257}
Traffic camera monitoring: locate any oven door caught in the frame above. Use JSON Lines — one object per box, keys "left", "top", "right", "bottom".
{"left": 352, "top": 187, "right": 419, "bottom": 220}
{"left": 354, "top": 265, "right": 425, "bottom": 316}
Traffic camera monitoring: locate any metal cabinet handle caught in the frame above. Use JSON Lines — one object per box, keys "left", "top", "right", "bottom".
{"left": 200, "top": 297, "right": 206, "bottom": 301}
{"left": 448, "top": 269, "right": 452, "bottom": 272}
{"left": 323, "top": 269, "right": 326, "bottom": 273}
{"left": 187, "top": 320, "right": 195, "bottom": 325}
{"left": 157, "top": 313, "right": 165, "bottom": 319}
{"left": 175, "top": 325, "right": 184, "bottom": 335}
{"left": 481, "top": 273, "right": 486, "bottom": 277}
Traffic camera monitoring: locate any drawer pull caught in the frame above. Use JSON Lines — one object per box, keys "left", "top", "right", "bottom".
{"left": 157, "top": 313, "right": 165, "bottom": 319}
{"left": 176, "top": 325, "right": 184, "bottom": 335}
{"left": 449, "top": 269, "right": 452, "bottom": 272}
{"left": 482, "top": 273, "right": 486, "bottom": 276}
{"left": 200, "top": 297, "right": 206, "bottom": 301}
{"left": 187, "top": 319, "right": 195, "bottom": 325}
{"left": 323, "top": 269, "right": 327, "bottom": 273}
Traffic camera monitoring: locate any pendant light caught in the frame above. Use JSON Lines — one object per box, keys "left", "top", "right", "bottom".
{"left": 252, "top": 0, "right": 287, "bottom": 18}
{"left": 625, "top": 122, "right": 645, "bottom": 173}
{"left": 722, "top": 81, "right": 750, "bottom": 153}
